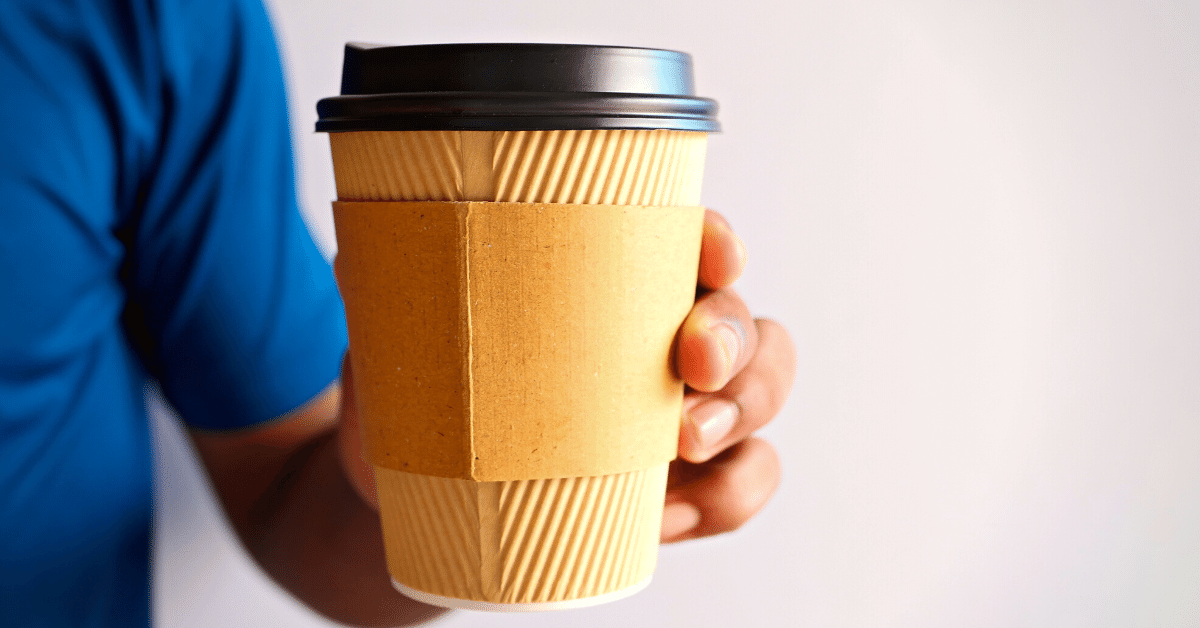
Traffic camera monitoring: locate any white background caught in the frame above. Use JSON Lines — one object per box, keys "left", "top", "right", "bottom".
{"left": 152, "top": 1, "right": 1200, "bottom": 626}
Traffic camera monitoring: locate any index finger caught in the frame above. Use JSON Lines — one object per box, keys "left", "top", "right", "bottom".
{"left": 698, "top": 210, "right": 747, "bottom": 290}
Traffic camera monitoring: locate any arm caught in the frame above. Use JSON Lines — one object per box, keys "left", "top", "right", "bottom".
{"left": 190, "top": 378, "right": 445, "bottom": 627}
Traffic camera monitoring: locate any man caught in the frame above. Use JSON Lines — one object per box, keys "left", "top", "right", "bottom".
{"left": 0, "top": 0, "right": 795, "bottom": 625}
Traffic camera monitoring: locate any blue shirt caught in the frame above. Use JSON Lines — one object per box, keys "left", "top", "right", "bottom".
{"left": 0, "top": 0, "right": 348, "bottom": 625}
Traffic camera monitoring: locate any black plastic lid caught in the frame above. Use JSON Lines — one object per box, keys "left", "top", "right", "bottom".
{"left": 315, "top": 43, "right": 720, "bottom": 133}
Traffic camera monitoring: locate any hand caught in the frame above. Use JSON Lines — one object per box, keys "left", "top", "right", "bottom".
{"left": 333, "top": 210, "right": 797, "bottom": 541}
{"left": 660, "top": 210, "right": 796, "bottom": 542}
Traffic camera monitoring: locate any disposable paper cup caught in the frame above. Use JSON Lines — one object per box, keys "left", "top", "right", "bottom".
{"left": 318, "top": 44, "right": 719, "bottom": 611}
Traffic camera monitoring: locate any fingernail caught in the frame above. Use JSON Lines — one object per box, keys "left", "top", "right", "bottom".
{"left": 734, "top": 234, "right": 748, "bottom": 269}
{"left": 689, "top": 398, "right": 739, "bottom": 450}
{"left": 661, "top": 502, "right": 701, "bottom": 539}
{"left": 710, "top": 316, "right": 746, "bottom": 371}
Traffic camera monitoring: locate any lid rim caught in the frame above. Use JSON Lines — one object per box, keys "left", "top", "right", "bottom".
{"left": 315, "top": 117, "right": 721, "bottom": 133}
{"left": 318, "top": 43, "right": 720, "bottom": 133}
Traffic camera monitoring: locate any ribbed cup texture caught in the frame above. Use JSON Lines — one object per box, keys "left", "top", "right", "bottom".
{"left": 330, "top": 130, "right": 462, "bottom": 201}
{"left": 329, "top": 129, "right": 707, "bottom": 205}
{"left": 376, "top": 465, "right": 669, "bottom": 604}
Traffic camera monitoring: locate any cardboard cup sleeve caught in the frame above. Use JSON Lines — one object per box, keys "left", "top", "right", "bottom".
{"left": 333, "top": 200, "right": 704, "bottom": 606}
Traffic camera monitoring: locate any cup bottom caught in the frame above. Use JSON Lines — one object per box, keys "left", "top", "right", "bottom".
{"left": 393, "top": 574, "right": 653, "bottom": 612}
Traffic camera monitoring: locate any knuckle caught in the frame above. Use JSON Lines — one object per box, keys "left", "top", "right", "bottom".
{"left": 758, "top": 318, "right": 797, "bottom": 365}
{"left": 740, "top": 373, "right": 781, "bottom": 428}
{"left": 729, "top": 364, "right": 785, "bottom": 433}
{"left": 750, "top": 320, "right": 797, "bottom": 408}
{"left": 703, "top": 441, "right": 780, "bottom": 531}
{"left": 708, "top": 472, "right": 751, "bottom": 523}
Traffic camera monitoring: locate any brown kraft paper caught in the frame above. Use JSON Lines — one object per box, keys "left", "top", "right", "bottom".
{"left": 333, "top": 200, "right": 705, "bottom": 482}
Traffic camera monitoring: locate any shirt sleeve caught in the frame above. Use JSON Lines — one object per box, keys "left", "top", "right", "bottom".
{"left": 123, "top": 0, "right": 347, "bottom": 430}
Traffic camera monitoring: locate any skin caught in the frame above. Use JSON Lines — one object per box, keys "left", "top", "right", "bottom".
{"left": 190, "top": 209, "right": 797, "bottom": 626}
